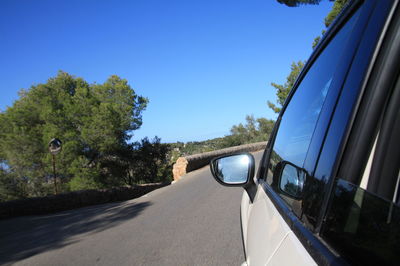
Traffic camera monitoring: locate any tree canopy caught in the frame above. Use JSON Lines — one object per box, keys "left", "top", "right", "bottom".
{"left": 0, "top": 71, "right": 151, "bottom": 200}
{"left": 227, "top": 115, "right": 275, "bottom": 145}
{"left": 324, "top": 0, "right": 349, "bottom": 27}
{"left": 269, "top": 0, "right": 348, "bottom": 113}
{"left": 268, "top": 61, "right": 304, "bottom": 114}
{"left": 277, "top": 0, "right": 332, "bottom": 7}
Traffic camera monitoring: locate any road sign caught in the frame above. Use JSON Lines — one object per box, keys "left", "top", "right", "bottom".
{"left": 48, "top": 138, "right": 62, "bottom": 155}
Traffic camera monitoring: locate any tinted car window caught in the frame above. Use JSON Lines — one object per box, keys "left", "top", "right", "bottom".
{"left": 321, "top": 63, "right": 400, "bottom": 264}
{"left": 266, "top": 10, "right": 361, "bottom": 213}
{"left": 301, "top": 0, "right": 394, "bottom": 231}
{"left": 321, "top": 179, "right": 400, "bottom": 265}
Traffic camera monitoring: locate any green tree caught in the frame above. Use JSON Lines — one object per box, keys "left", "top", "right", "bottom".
{"left": 269, "top": 0, "right": 349, "bottom": 114}
{"left": 277, "top": 0, "right": 326, "bottom": 7}
{"left": 227, "top": 115, "right": 275, "bottom": 145}
{"left": 313, "top": 0, "right": 349, "bottom": 48}
{"left": 257, "top": 117, "right": 275, "bottom": 137}
{"left": 129, "top": 137, "right": 172, "bottom": 185}
{"left": 0, "top": 71, "right": 148, "bottom": 198}
{"left": 324, "top": 0, "right": 349, "bottom": 27}
{"left": 0, "top": 163, "right": 27, "bottom": 201}
{"left": 268, "top": 61, "right": 305, "bottom": 114}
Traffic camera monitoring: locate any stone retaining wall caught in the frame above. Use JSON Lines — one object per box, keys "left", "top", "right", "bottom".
{"left": 0, "top": 183, "right": 169, "bottom": 219}
{"left": 172, "top": 141, "right": 266, "bottom": 181}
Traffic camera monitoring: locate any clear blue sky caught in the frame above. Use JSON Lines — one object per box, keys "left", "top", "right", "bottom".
{"left": 0, "top": 0, "right": 333, "bottom": 143}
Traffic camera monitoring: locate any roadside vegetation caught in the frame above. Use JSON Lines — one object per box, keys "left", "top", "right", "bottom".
{"left": 0, "top": 72, "right": 171, "bottom": 201}
{"left": 170, "top": 115, "right": 275, "bottom": 156}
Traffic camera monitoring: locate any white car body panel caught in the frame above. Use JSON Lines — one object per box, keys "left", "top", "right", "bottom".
{"left": 242, "top": 184, "right": 316, "bottom": 266}
{"left": 267, "top": 231, "right": 317, "bottom": 266}
{"left": 240, "top": 190, "right": 251, "bottom": 249}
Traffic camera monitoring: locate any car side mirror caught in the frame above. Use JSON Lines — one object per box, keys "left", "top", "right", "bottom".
{"left": 278, "top": 161, "right": 306, "bottom": 199}
{"left": 210, "top": 153, "right": 255, "bottom": 186}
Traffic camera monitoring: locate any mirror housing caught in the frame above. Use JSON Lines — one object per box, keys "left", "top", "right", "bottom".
{"left": 210, "top": 153, "right": 256, "bottom": 201}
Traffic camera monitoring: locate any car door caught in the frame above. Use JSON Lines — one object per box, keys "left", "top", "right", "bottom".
{"left": 240, "top": 0, "right": 396, "bottom": 265}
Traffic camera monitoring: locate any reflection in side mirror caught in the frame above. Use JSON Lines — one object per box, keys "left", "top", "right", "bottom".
{"left": 210, "top": 153, "right": 255, "bottom": 186}
{"left": 279, "top": 162, "right": 306, "bottom": 199}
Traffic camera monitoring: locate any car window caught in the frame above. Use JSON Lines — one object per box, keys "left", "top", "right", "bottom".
{"left": 320, "top": 178, "right": 400, "bottom": 265}
{"left": 266, "top": 10, "right": 361, "bottom": 215}
{"left": 321, "top": 68, "right": 400, "bottom": 265}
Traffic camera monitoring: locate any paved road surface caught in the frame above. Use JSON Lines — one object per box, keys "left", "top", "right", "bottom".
{"left": 0, "top": 151, "right": 263, "bottom": 266}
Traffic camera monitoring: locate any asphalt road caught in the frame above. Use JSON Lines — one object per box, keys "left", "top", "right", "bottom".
{"left": 0, "top": 151, "right": 263, "bottom": 266}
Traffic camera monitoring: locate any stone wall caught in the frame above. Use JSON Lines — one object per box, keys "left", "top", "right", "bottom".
{"left": 172, "top": 141, "right": 266, "bottom": 181}
{"left": 0, "top": 183, "right": 169, "bottom": 219}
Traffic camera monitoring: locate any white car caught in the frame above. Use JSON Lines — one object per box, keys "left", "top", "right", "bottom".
{"left": 210, "top": 0, "right": 400, "bottom": 265}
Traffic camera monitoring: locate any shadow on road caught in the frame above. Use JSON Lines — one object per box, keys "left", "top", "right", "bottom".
{"left": 0, "top": 200, "right": 151, "bottom": 264}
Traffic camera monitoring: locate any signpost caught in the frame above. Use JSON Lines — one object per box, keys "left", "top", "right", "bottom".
{"left": 48, "top": 138, "right": 62, "bottom": 194}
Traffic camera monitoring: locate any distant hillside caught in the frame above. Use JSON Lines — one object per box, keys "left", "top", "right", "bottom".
{"left": 170, "top": 115, "right": 275, "bottom": 157}
{"left": 169, "top": 137, "right": 230, "bottom": 157}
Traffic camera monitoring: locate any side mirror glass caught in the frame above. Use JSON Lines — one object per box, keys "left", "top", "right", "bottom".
{"left": 210, "top": 153, "right": 255, "bottom": 186}
{"left": 279, "top": 162, "right": 306, "bottom": 199}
